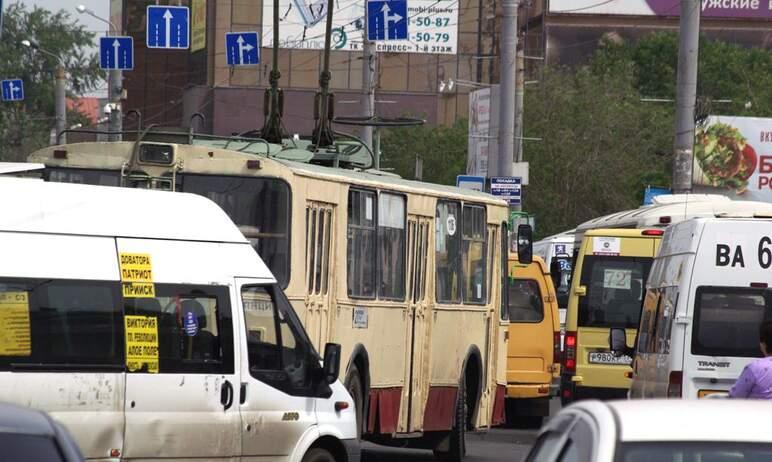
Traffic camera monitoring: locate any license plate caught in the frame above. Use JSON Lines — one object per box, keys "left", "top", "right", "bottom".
{"left": 588, "top": 352, "right": 632, "bottom": 365}
{"left": 698, "top": 389, "right": 725, "bottom": 398}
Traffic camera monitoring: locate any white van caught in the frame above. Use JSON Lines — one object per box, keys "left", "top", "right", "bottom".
{"left": 0, "top": 176, "right": 359, "bottom": 462}
{"left": 533, "top": 230, "right": 574, "bottom": 336}
{"left": 612, "top": 216, "right": 772, "bottom": 400}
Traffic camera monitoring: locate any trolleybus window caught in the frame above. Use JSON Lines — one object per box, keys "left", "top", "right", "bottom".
{"left": 181, "top": 174, "right": 291, "bottom": 288}
{"left": 378, "top": 193, "right": 406, "bottom": 300}
{"left": 578, "top": 256, "right": 652, "bottom": 328}
{"left": 45, "top": 168, "right": 120, "bottom": 187}
{"left": 463, "top": 205, "right": 487, "bottom": 304}
{"left": 693, "top": 287, "right": 769, "bottom": 358}
{"left": 436, "top": 201, "right": 463, "bottom": 303}
{"left": 348, "top": 189, "right": 377, "bottom": 298}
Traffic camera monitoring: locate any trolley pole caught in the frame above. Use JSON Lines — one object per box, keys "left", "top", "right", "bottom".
{"left": 671, "top": 0, "right": 701, "bottom": 194}
{"left": 498, "top": 0, "right": 518, "bottom": 209}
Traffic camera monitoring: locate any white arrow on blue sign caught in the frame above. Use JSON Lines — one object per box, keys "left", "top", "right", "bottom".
{"left": 100, "top": 36, "right": 134, "bottom": 70}
{"left": 367, "top": 0, "right": 408, "bottom": 41}
{"left": 146, "top": 5, "right": 189, "bottom": 49}
{"left": 225, "top": 32, "right": 260, "bottom": 66}
{"left": 1, "top": 79, "right": 24, "bottom": 102}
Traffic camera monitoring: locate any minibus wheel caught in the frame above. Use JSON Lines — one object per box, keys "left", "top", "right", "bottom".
{"left": 345, "top": 364, "right": 364, "bottom": 439}
{"left": 301, "top": 447, "right": 335, "bottom": 462}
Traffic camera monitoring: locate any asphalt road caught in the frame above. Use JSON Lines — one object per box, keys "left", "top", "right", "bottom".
{"left": 361, "top": 428, "right": 538, "bottom": 462}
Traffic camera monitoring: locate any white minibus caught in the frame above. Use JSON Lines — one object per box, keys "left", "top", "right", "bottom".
{"left": 612, "top": 216, "right": 772, "bottom": 399}
{"left": 0, "top": 175, "right": 358, "bottom": 462}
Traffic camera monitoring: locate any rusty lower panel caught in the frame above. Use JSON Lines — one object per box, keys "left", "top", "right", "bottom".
{"left": 491, "top": 384, "right": 506, "bottom": 426}
{"left": 422, "top": 386, "right": 458, "bottom": 431}
{"left": 366, "top": 387, "right": 402, "bottom": 434}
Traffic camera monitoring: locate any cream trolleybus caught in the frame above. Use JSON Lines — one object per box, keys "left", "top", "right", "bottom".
{"left": 29, "top": 132, "right": 511, "bottom": 460}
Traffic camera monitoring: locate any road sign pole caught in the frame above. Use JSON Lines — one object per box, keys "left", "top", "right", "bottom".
{"left": 108, "top": 68, "right": 122, "bottom": 141}
{"left": 498, "top": 0, "right": 518, "bottom": 211}
{"left": 55, "top": 64, "right": 67, "bottom": 145}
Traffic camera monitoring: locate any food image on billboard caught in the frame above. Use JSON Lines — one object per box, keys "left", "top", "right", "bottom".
{"left": 693, "top": 116, "right": 772, "bottom": 200}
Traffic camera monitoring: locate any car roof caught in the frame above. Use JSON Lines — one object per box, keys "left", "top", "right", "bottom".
{"left": 0, "top": 177, "right": 247, "bottom": 243}
{"left": 0, "top": 402, "right": 57, "bottom": 436}
{"left": 606, "top": 400, "right": 772, "bottom": 443}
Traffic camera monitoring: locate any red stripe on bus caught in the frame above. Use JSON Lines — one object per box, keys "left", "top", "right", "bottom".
{"left": 423, "top": 386, "right": 459, "bottom": 431}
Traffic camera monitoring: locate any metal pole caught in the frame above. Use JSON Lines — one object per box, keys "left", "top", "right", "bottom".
{"left": 498, "top": 0, "right": 517, "bottom": 180}
{"left": 108, "top": 69, "right": 123, "bottom": 141}
{"left": 373, "top": 128, "right": 381, "bottom": 170}
{"left": 672, "top": 0, "right": 700, "bottom": 194}
{"left": 55, "top": 63, "right": 67, "bottom": 144}
{"left": 360, "top": 35, "right": 376, "bottom": 150}
{"left": 512, "top": 48, "right": 525, "bottom": 212}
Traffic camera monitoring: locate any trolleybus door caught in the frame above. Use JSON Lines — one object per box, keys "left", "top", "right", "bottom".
{"left": 304, "top": 203, "right": 335, "bottom": 349}
{"left": 403, "top": 216, "right": 431, "bottom": 432}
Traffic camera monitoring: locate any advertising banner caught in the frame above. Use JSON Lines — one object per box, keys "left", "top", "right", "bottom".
{"left": 467, "top": 87, "right": 490, "bottom": 177}
{"left": 191, "top": 0, "right": 207, "bottom": 52}
{"left": 550, "top": 0, "right": 772, "bottom": 19}
{"left": 262, "top": 0, "right": 458, "bottom": 54}
{"left": 693, "top": 116, "right": 772, "bottom": 201}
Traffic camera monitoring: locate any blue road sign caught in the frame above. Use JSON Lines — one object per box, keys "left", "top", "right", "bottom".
{"left": 1, "top": 79, "right": 24, "bottom": 102}
{"left": 225, "top": 32, "right": 260, "bottom": 66}
{"left": 643, "top": 186, "right": 671, "bottom": 205}
{"left": 456, "top": 175, "right": 485, "bottom": 192}
{"left": 491, "top": 176, "right": 522, "bottom": 205}
{"left": 367, "top": 0, "right": 408, "bottom": 41}
{"left": 146, "top": 5, "right": 189, "bottom": 49}
{"left": 100, "top": 36, "right": 134, "bottom": 70}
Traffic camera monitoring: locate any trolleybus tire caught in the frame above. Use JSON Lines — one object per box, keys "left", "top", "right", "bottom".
{"left": 345, "top": 364, "right": 364, "bottom": 440}
{"left": 433, "top": 376, "right": 467, "bottom": 462}
{"left": 301, "top": 447, "right": 336, "bottom": 462}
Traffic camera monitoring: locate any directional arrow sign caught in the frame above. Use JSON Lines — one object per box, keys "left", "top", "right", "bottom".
{"left": 100, "top": 36, "right": 134, "bottom": 70}
{"left": 1, "top": 79, "right": 24, "bottom": 102}
{"left": 146, "top": 5, "right": 189, "bottom": 49}
{"left": 367, "top": 0, "right": 408, "bottom": 41}
{"left": 225, "top": 32, "right": 260, "bottom": 66}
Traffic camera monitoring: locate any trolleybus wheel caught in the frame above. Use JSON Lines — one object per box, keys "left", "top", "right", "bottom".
{"left": 433, "top": 376, "right": 467, "bottom": 462}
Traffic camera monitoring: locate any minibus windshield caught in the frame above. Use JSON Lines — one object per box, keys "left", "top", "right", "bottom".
{"left": 181, "top": 174, "right": 291, "bottom": 288}
{"left": 693, "top": 286, "right": 771, "bottom": 358}
{"left": 578, "top": 256, "right": 652, "bottom": 328}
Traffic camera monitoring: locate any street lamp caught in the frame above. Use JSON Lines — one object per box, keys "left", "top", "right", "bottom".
{"left": 22, "top": 38, "right": 67, "bottom": 145}
{"left": 76, "top": 4, "right": 123, "bottom": 141}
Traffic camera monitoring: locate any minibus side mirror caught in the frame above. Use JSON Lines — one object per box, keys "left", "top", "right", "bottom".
{"left": 322, "top": 343, "right": 341, "bottom": 385}
{"left": 609, "top": 327, "right": 634, "bottom": 357}
{"left": 517, "top": 224, "right": 533, "bottom": 265}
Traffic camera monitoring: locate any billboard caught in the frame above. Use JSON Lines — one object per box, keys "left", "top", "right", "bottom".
{"left": 261, "top": 0, "right": 458, "bottom": 54}
{"left": 693, "top": 116, "right": 772, "bottom": 201}
{"left": 467, "top": 88, "right": 490, "bottom": 177}
{"left": 550, "top": 0, "right": 772, "bottom": 19}
{"left": 191, "top": 0, "right": 207, "bottom": 52}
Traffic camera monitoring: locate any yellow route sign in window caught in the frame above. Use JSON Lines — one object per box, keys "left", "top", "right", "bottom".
{"left": 125, "top": 315, "right": 160, "bottom": 373}
{"left": 119, "top": 252, "right": 155, "bottom": 298}
{"left": 0, "top": 291, "right": 31, "bottom": 356}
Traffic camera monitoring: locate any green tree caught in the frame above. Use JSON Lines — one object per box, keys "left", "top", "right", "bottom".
{"left": 0, "top": 3, "right": 103, "bottom": 161}
{"left": 380, "top": 119, "right": 469, "bottom": 186}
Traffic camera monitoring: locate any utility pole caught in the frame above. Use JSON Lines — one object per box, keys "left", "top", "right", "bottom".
{"left": 55, "top": 64, "right": 67, "bottom": 144}
{"left": 360, "top": 33, "right": 376, "bottom": 151}
{"left": 671, "top": 0, "right": 701, "bottom": 194}
{"left": 514, "top": 48, "right": 524, "bottom": 166}
{"left": 498, "top": 0, "right": 518, "bottom": 208}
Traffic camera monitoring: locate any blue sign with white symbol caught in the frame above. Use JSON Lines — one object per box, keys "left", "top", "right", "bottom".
{"left": 491, "top": 176, "right": 522, "bottom": 205}
{"left": 555, "top": 244, "right": 566, "bottom": 255}
{"left": 146, "top": 5, "right": 189, "bottom": 49}
{"left": 183, "top": 310, "right": 199, "bottom": 337}
{"left": 456, "top": 175, "right": 485, "bottom": 192}
{"left": 100, "top": 36, "right": 134, "bottom": 70}
{"left": 643, "top": 186, "right": 671, "bottom": 205}
{"left": 1, "top": 79, "right": 23, "bottom": 102}
{"left": 367, "top": 0, "right": 408, "bottom": 41}
{"left": 225, "top": 32, "right": 260, "bottom": 66}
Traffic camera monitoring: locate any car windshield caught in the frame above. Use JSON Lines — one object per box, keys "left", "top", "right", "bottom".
{"left": 578, "top": 255, "right": 652, "bottom": 328}
{"left": 693, "top": 286, "right": 772, "bottom": 358}
{"left": 616, "top": 441, "right": 772, "bottom": 462}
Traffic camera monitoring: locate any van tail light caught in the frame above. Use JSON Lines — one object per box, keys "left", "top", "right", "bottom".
{"left": 668, "top": 371, "right": 683, "bottom": 398}
{"left": 553, "top": 331, "right": 562, "bottom": 364}
{"left": 563, "top": 331, "right": 577, "bottom": 373}
{"left": 642, "top": 229, "right": 664, "bottom": 236}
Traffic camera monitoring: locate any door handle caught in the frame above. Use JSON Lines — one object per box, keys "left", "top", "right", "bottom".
{"left": 240, "top": 382, "right": 248, "bottom": 405}
{"left": 221, "top": 380, "right": 234, "bottom": 411}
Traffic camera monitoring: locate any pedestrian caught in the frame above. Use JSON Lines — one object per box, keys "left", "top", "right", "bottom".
{"left": 729, "top": 320, "right": 772, "bottom": 399}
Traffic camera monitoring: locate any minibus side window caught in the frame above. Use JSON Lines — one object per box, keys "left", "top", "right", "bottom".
{"left": 123, "top": 285, "right": 234, "bottom": 374}
{"left": 462, "top": 205, "right": 487, "bottom": 304}
{"left": 637, "top": 289, "right": 660, "bottom": 354}
{"left": 0, "top": 279, "right": 123, "bottom": 371}
{"left": 436, "top": 201, "right": 463, "bottom": 303}
{"left": 242, "top": 285, "right": 324, "bottom": 397}
{"left": 655, "top": 289, "right": 678, "bottom": 354}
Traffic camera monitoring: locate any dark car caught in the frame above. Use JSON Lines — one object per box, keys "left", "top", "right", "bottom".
{"left": 0, "top": 402, "right": 84, "bottom": 462}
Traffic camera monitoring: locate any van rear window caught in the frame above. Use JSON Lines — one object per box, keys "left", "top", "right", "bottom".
{"left": 693, "top": 287, "right": 770, "bottom": 358}
{"left": 508, "top": 279, "right": 544, "bottom": 323}
{"left": 578, "top": 256, "right": 652, "bottom": 328}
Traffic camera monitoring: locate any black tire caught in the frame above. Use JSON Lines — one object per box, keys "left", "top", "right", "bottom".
{"left": 433, "top": 377, "right": 466, "bottom": 462}
{"left": 301, "top": 447, "right": 336, "bottom": 462}
{"left": 345, "top": 364, "right": 364, "bottom": 440}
